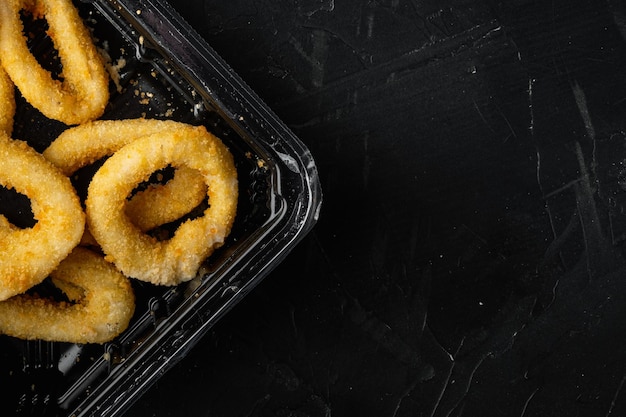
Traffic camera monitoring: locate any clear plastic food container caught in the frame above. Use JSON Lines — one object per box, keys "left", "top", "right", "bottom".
{"left": 0, "top": 0, "right": 321, "bottom": 415}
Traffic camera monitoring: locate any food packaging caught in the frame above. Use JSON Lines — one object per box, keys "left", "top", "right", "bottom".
{"left": 0, "top": 0, "right": 322, "bottom": 415}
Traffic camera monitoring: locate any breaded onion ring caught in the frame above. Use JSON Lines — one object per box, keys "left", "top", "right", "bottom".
{"left": 43, "top": 119, "right": 208, "bottom": 230}
{"left": 0, "top": 132, "right": 84, "bottom": 301}
{"left": 0, "top": 0, "right": 109, "bottom": 125}
{"left": 0, "top": 247, "right": 135, "bottom": 343}
{"left": 0, "top": 66, "right": 15, "bottom": 134}
{"left": 86, "top": 128, "right": 238, "bottom": 286}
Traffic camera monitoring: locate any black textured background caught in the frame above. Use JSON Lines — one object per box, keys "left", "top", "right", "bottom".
{"left": 129, "top": 0, "right": 626, "bottom": 416}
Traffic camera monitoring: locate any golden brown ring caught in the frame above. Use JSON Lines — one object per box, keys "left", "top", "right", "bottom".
{"left": 0, "top": 247, "right": 135, "bottom": 343}
{"left": 0, "top": 0, "right": 109, "bottom": 125}
{"left": 0, "top": 132, "right": 84, "bottom": 301}
{"left": 86, "top": 126, "right": 238, "bottom": 286}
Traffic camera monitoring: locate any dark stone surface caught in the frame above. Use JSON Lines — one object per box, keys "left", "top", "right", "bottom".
{"left": 128, "top": 0, "right": 626, "bottom": 415}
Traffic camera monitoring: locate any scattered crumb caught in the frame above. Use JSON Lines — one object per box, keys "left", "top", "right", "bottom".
{"left": 109, "top": 57, "right": 127, "bottom": 93}
{"left": 97, "top": 46, "right": 126, "bottom": 93}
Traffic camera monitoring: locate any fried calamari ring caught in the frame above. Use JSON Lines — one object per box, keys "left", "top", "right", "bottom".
{"left": 0, "top": 0, "right": 109, "bottom": 125}
{"left": 0, "top": 247, "right": 135, "bottom": 343}
{"left": 43, "top": 119, "right": 208, "bottom": 230}
{"left": 0, "top": 66, "right": 15, "bottom": 134}
{"left": 86, "top": 128, "right": 238, "bottom": 286}
{"left": 0, "top": 133, "right": 84, "bottom": 301}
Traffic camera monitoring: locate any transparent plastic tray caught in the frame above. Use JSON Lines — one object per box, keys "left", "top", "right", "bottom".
{"left": 0, "top": 0, "right": 321, "bottom": 415}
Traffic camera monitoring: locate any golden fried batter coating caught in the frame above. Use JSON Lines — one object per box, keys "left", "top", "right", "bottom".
{"left": 0, "top": 133, "right": 84, "bottom": 301}
{"left": 86, "top": 127, "right": 238, "bottom": 285}
{"left": 0, "top": 247, "right": 135, "bottom": 343}
{"left": 0, "top": 0, "right": 109, "bottom": 125}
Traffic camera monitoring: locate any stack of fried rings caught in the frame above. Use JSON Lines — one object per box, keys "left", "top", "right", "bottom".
{"left": 0, "top": 0, "right": 238, "bottom": 343}
{"left": 43, "top": 119, "right": 211, "bottom": 233}
{"left": 0, "top": 119, "right": 238, "bottom": 343}
{"left": 46, "top": 119, "right": 239, "bottom": 286}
